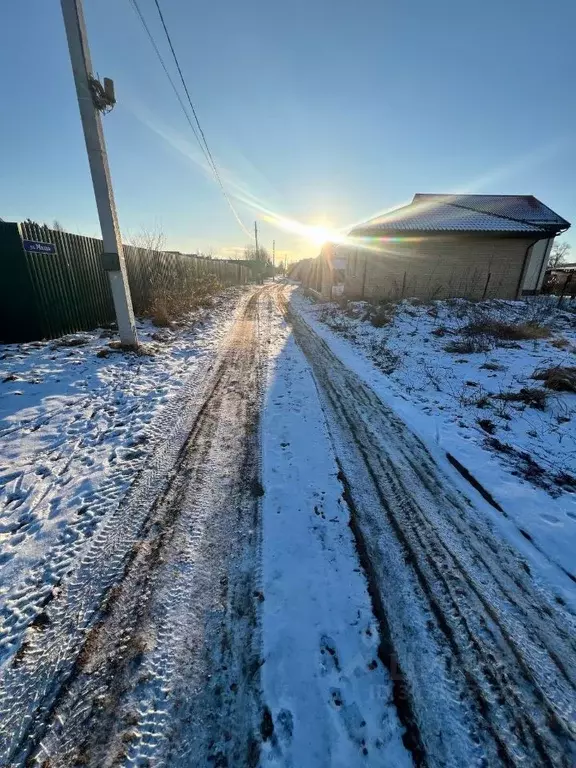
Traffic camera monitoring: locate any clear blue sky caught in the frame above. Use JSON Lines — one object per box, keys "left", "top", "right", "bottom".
{"left": 1, "top": 0, "right": 574, "bottom": 261}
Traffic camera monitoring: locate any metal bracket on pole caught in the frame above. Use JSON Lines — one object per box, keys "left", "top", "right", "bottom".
{"left": 101, "top": 252, "right": 121, "bottom": 271}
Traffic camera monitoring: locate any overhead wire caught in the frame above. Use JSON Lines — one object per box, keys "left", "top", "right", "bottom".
{"left": 128, "top": 0, "right": 253, "bottom": 239}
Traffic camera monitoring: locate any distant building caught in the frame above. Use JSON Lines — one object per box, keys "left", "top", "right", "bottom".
{"left": 550, "top": 262, "right": 576, "bottom": 272}
{"left": 327, "top": 194, "right": 570, "bottom": 302}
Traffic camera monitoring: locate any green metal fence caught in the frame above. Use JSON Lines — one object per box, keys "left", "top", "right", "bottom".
{"left": 0, "top": 221, "right": 248, "bottom": 343}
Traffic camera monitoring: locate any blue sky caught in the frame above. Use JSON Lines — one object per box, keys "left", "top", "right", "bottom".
{"left": 1, "top": 0, "right": 574, "bottom": 261}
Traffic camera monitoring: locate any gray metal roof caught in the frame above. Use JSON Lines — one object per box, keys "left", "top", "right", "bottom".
{"left": 350, "top": 194, "right": 570, "bottom": 237}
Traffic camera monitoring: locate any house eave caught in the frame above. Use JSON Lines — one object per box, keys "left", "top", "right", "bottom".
{"left": 348, "top": 229, "right": 557, "bottom": 240}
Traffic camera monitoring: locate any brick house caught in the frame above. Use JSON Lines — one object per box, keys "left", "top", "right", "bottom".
{"left": 337, "top": 194, "right": 570, "bottom": 301}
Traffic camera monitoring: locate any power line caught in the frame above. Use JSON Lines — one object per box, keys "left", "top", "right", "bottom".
{"left": 128, "top": 0, "right": 252, "bottom": 239}
{"left": 128, "top": 0, "right": 206, "bottom": 160}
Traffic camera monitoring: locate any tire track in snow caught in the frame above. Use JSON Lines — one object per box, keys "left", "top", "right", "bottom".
{"left": 277, "top": 285, "right": 576, "bottom": 767}
{"left": 0, "top": 290, "right": 264, "bottom": 767}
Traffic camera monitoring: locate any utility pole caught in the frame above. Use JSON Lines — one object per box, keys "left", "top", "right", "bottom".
{"left": 61, "top": 0, "right": 138, "bottom": 348}
{"left": 272, "top": 239, "right": 275, "bottom": 282}
{"left": 254, "top": 221, "right": 259, "bottom": 260}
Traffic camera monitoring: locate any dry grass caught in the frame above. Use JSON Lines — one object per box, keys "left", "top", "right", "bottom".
{"left": 463, "top": 319, "right": 551, "bottom": 341}
{"left": 147, "top": 274, "right": 223, "bottom": 326}
{"left": 494, "top": 387, "right": 548, "bottom": 410}
{"left": 550, "top": 337, "right": 571, "bottom": 349}
{"left": 533, "top": 366, "right": 576, "bottom": 393}
{"left": 370, "top": 307, "right": 393, "bottom": 328}
{"left": 478, "top": 418, "right": 496, "bottom": 434}
{"left": 370, "top": 338, "right": 400, "bottom": 374}
{"left": 53, "top": 334, "right": 91, "bottom": 348}
{"left": 150, "top": 301, "right": 172, "bottom": 327}
{"left": 480, "top": 361, "right": 506, "bottom": 372}
{"left": 444, "top": 338, "right": 491, "bottom": 354}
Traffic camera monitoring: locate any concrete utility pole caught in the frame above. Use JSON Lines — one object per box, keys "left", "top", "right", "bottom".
{"left": 254, "top": 221, "right": 259, "bottom": 259}
{"left": 61, "top": 0, "right": 138, "bottom": 348}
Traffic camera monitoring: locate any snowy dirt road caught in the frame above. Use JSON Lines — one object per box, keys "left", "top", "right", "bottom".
{"left": 0, "top": 284, "right": 575, "bottom": 767}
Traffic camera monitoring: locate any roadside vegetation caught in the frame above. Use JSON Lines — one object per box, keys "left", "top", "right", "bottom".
{"left": 147, "top": 273, "right": 223, "bottom": 327}
{"left": 314, "top": 295, "right": 576, "bottom": 497}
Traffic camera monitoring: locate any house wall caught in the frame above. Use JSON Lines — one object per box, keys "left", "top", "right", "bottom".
{"left": 522, "top": 237, "right": 553, "bottom": 294}
{"left": 344, "top": 235, "right": 537, "bottom": 302}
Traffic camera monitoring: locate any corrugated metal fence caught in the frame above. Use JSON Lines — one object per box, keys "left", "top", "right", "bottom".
{"left": 0, "top": 221, "right": 248, "bottom": 343}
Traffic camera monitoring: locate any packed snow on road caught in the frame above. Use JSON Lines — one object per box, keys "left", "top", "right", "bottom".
{"left": 0, "top": 282, "right": 575, "bottom": 767}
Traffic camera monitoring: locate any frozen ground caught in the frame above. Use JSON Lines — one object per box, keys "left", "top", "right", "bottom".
{"left": 260, "top": 291, "right": 410, "bottom": 767}
{"left": 297, "top": 293, "right": 576, "bottom": 598}
{"left": 0, "top": 282, "right": 575, "bottom": 767}
{"left": 0, "top": 288, "right": 247, "bottom": 672}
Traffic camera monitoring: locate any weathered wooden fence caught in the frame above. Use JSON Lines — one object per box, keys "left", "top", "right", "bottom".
{"left": 0, "top": 221, "right": 248, "bottom": 342}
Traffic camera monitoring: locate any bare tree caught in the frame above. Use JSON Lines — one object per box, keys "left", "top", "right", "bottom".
{"left": 53, "top": 219, "right": 64, "bottom": 232}
{"left": 243, "top": 244, "right": 271, "bottom": 263}
{"left": 549, "top": 240, "right": 572, "bottom": 268}
{"left": 126, "top": 224, "right": 166, "bottom": 254}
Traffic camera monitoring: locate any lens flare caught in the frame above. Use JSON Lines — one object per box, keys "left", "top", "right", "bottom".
{"left": 124, "top": 99, "right": 568, "bottom": 261}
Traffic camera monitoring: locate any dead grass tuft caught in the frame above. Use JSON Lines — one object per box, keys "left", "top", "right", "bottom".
{"left": 150, "top": 301, "right": 172, "bottom": 328}
{"left": 550, "top": 337, "right": 571, "bottom": 349}
{"left": 53, "top": 334, "right": 91, "bottom": 348}
{"left": 533, "top": 366, "right": 576, "bottom": 393}
{"left": 370, "top": 307, "right": 392, "bottom": 328}
{"left": 463, "top": 319, "right": 551, "bottom": 341}
{"left": 478, "top": 418, "right": 496, "bottom": 434}
{"left": 480, "top": 361, "right": 506, "bottom": 372}
{"left": 495, "top": 387, "right": 548, "bottom": 410}
{"left": 370, "top": 338, "right": 400, "bottom": 374}
{"left": 444, "top": 338, "right": 491, "bottom": 354}
{"left": 145, "top": 274, "right": 223, "bottom": 326}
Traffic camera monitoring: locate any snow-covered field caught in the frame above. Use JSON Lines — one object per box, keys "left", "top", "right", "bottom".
{"left": 296, "top": 292, "right": 576, "bottom": 600}
{"left": 0, "top": 288, "right": 248, "bottom": 670}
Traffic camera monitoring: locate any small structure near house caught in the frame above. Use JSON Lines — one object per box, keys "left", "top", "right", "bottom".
{"left": 334, "top": 194, "right": 570, "bottom": 302}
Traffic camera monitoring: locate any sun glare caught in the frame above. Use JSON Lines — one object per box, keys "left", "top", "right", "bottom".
{"left": 308, "top": 225, "right": 337, "bottom": 246}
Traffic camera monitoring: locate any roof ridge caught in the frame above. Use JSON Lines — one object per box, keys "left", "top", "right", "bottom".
{"left": 445, "top": 201, "right": 548, "bottom": 232}
{"left": 414, "top": 193, "right": 533, "bottom": 199}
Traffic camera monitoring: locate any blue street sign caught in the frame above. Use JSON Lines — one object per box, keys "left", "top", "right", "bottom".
{"left": 23, "top": 239, "right": 57, "bottom": 255}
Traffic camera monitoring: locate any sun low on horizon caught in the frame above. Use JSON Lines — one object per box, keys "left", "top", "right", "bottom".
{"left": 307, "top": 222, "right": 347, "bottom": 246}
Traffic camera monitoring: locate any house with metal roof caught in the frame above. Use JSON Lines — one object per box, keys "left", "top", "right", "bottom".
{"left": 338, "top": 194, "right": 570, "bottom": 301}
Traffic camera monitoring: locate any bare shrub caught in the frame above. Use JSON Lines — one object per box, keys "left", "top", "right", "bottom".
{"left": 463, "top": 319, "right": 551, "bottom": 341}
{"left": 533, "top": 366, "right": 576, "bottom": 393}
{"left": 444, "top": 338, "right": 491, "bottom": 354}
{"left": 480, "top": 361, "right": 506, "bottom": 372}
